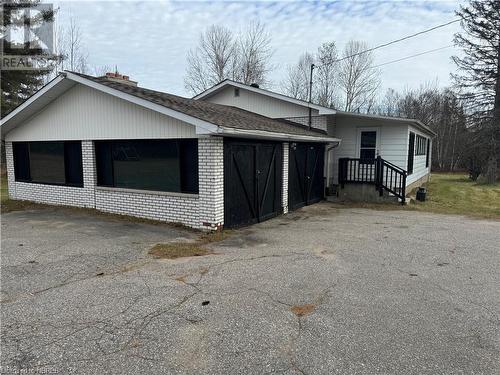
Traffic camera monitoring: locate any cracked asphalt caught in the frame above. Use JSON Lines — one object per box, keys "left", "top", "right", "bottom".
{"left": 1, "top": 204, "right": 499, "bottom": 374}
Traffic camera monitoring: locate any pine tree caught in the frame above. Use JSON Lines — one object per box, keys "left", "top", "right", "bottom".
{"left": 452, "top": 0, "right": 500, "bottom": 183}
{"left": 1, "top": 1, "right": 59, "bottom": 117}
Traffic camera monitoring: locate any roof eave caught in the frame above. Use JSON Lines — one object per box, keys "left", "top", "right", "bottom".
{"left": 217, "top": 126, "right": 341, "bottom": 143}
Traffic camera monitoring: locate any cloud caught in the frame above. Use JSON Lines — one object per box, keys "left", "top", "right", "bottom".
{"left": 53, "top": 0, "right": 462, "bottom": 97}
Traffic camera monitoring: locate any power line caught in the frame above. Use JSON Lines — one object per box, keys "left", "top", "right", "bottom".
{"left": 372, "top": 45, "right": 454, "bottom": 68}
{"left": 315, "top": 18, "right": 460, "bottom": 68}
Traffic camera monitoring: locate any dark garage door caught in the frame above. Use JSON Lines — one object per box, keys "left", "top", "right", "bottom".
{"left": 224, "top": 139, "right": 283, "bottom": 228}
{"left": 288, "top": 142, "right": 325, "bottom": 211}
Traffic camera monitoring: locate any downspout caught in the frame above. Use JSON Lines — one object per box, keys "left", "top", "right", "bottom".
{"left": 325, "top": 141, "right": 341, "bottom": 196}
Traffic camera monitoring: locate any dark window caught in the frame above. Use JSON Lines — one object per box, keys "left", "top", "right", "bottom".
{"left": 13, "top": 142, "right": 30, "bottom": 181}
{"left": 29, "top": 142, "right": 65, "bottom": 184}
{"left": 234, "top": 88, "right": 240, "bottom": 97}
{"left": 95, "top": 139, "right": 199, "bottom": 194}
{"left": 12, "top": 141, "right": 83, "bottom": 186}
{"left": 360, "top": 131, "right": 377, "bottom": 163}
{"left": 407, "top": 132, "right": 415, "bottom": 175}
{"left": 426, "top": 139, "right": 431, "bottom": 168}
{"left": 416, "top": 135, "right": 427, "bottom": 156}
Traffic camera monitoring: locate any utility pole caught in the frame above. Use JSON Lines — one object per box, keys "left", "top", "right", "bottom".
{"left": 308, "top": 63, "right": 315, "bottom": 129}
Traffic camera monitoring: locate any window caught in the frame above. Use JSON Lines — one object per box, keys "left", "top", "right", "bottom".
{"left": 407, "top": 132, "right": 415, "bottom": 175}
{"left": 416, "top": 135, "right": 427, "bottom": 156}
{"left": 12, "top": 141, "right": 83, "bottom": 186}
{"left": 95, "top": 139, "right": 199, "bottom": 194}
{"left": 426, "top": 139, "right": 431, "bottom": 168}
{"left": 359, "top": 131, "right": 377, "bottom": 163}
{"left": 234, "top": 87, "right": 240, "bottom": 97}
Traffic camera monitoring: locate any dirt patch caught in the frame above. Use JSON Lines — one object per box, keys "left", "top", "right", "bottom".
{"left": 149, "top": 243, "right": 211, "bottom": 259}
{"left": 149, "top": 229, "right": 231, "bottom": 260}
{"left": 1, "top": 199, "right": 46, "bottom": 213}
{"left": 291, "top": 304, "right": 316, "bottom": 317}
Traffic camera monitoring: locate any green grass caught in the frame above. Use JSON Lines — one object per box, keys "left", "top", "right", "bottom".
{"left": 411, "top": 173, "right": 500, "bottom": 219}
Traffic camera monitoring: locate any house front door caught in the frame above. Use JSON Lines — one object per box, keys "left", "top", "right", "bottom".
{"left": 355, "top": 129, "right": 379, "bottom": 182}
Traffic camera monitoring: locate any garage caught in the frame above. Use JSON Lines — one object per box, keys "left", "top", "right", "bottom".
{"left": 288, "top": 142, "right": 325, "bottom": 211}
{"left": 224, "top": 139, "right": 283, "bottom": 228}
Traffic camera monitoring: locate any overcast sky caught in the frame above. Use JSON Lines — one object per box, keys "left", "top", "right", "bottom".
{"left": 52, "top": 0, "right": 463, "bottom": 98}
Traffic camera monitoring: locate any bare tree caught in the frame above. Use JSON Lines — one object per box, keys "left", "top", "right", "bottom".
{"left": 91, "top": 65, "right": 113, "bottom": 76}
{"left": 281, "top": 42, "right": 338, "bottom": 107}
{"left": 234, "top": 22, "right": 273, "bottom": 85}
{"left": 281, "top": 52, "right": 314, "bottom": 101}
{"left": 184, "top": 23, "right": 273, "bottom": 95}
{"left": 377, "top": 88, "right": 401, "bottom": 116}
{"left": 185, "top": 25, "right": 236, "bottom": 94}
{"left": 315, "top": 42, "right": 339, "bottom": 107}
{"left": 337, "top": 40, "right": 380, "bottom": 112}
{"left": 56, "top": 17, "right": 88, "bottom": 74}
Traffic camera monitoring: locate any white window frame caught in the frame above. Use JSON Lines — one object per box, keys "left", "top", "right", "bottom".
{"left": 356, "top": 127, "right": 380, "bottom": 159}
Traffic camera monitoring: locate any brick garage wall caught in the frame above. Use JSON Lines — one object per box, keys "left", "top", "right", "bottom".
{"left": 5, "top": 141, "right": 95, "bottom": 208}
{"left": 5, "top": 138, "right": 225, "bottom": 230}
{"left": 198, "top": 137, "right": 224, "bottom": 229}
{"left": 282, "top": 142, "right": 289, "bottom": 214}
{"left": 95, "top": 188, "right": 200, "bottom": 228}
{"left": 94, "top": 137, "right": 224, "bottom": 230}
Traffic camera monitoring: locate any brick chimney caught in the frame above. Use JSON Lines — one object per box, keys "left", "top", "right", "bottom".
{"left": 100, "top": 72, "right": 138, "bottom": 86}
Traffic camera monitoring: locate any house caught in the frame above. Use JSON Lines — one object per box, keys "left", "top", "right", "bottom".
{"left": 1, "top": 72, "right": 435, "bottom": 230}
{"left": 195, "top": 80, "right": 436, "bottom": 202}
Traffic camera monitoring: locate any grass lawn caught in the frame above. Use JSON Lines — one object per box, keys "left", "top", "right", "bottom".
{"left": 411, "top": 173, "right": 500, "bottom": 219}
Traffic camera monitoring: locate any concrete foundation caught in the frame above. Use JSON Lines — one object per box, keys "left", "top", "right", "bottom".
{"left": 333, "top": 183, "right": 399, "bottom": 204}
{"left": 406, "top": 173, "right": 431, "bottom": 194}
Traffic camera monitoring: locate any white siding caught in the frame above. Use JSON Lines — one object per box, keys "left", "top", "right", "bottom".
{"left": 205, "top": 86, "right": 318, "bottom": 118}
{"left": 329, "top": 118, "right": 409, "bottom": 185}
{"left": 5, "top": 84, "right": 196, "bottom": 142}
{"left": 407, "top": 125, "right": 431, "bottom": 186}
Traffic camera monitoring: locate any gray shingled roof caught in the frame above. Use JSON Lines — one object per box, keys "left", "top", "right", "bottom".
{"left": 69, "top": 72, "right": 329, "bottom": 138}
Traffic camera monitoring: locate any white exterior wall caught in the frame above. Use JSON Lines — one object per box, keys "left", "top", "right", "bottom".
{"left": 205, "top": 86, "right": 319, "bottom": 118}
{"left": 5, "top": 84, "right": 196, "bottom": 142}
{"left": 407, "top": 125, "right": 432, "bottom": 186}
{"left": 6, "top": 141, "right": 96, "bottom": 207}
{"left": 5, "top": 138, "right": 225, "bottom": 230}
{"left": 329, "top": 118, "right": 409, "bottom": 186}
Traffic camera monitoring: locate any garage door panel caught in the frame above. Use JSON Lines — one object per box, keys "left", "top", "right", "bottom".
{"left": 258, "top": 144, "right": 279, "bottom": 221}
{"left": 224, "top": 139, "right": 282, "bottom": 228}
{"left": 227, "top": 145, "right": 257, "bottom": 226}
{"left": 289, "top": 143, "right": 325, "bottom": 210}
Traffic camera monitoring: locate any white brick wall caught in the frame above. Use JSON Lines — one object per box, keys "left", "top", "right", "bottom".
{"left": 198, "top": 137, "right": 224, "bottom": 230}
{"left": 5, "top": 141, "right": 95, "bottom": 208}
{"left": 282, "top": 142, "right": 289, "bottom": 214}
{"left": 5, "top": 138, "right": 225, "bottom": 230}
{"left": 95, "top": 188, "right": 200, "bottom": 228}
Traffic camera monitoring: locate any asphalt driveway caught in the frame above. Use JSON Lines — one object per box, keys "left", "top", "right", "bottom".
{"left": 1, "top": 204, "right": 499, "bottom": 374}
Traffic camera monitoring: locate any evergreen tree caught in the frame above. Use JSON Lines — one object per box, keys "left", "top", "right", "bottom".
{"left": 1, "top": 1, "right": 58, "bottom": 117}
{"left": 452, "top": 0, "right": 500, "bottom": 183}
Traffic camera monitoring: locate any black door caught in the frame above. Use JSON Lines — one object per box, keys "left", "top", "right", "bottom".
{"left": 407, "top": 132, "right": 415, "bottom": 175}
{"left": 224, "top": 139, "right": 283, "bottom": 228}
{"left": 288, "top": 143, "right": 325, "bottom": 211}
